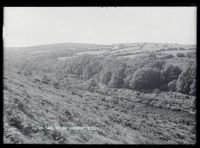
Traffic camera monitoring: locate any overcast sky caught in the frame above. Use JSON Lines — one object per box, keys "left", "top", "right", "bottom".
{"left": 3, "top": 7, "right": 196, "bottom": 47}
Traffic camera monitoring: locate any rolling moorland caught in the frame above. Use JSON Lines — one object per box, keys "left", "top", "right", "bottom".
{"left": 4, "top": 42, "right": 196, "bottom": 144}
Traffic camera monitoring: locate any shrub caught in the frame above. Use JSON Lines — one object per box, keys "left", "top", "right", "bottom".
{"left": 87, "top": 78, "right": 98, "bottom": 91}
{"left": 179, "top": 47, "right": 185, "bottom": 50}
{"left": 146, "top": 59, "right": 165, "bottom": 70}
{"left": 42, "top": 75, "right": 51, "bottom": 84}
{"left": 83, "top": 60, "right": 103, "bottom": 80}
{"left": 186, "top": 51, "right": 196, "bottom": 59}
{"left": 190, "top": 79, "right": 196, "bottom": 96}
{"left": 161, "top": 64, "right": 182, "bottom": 83}
{"left": 124, "top": 75, "right": 132, "bottom": 89}
{"left": 191, "top": 98, "right": 196, "bottom": 111}
{"left": 33, "top": 78, "right": 41, "bottom": 83}
{"left": 159, "top": 83, "right": 168, "bottom": 91}
{"left": 110, "top": 96, "right": 121, "bottom": 105}
{"left": 64, "top": 73, "right": 68, "bottom": 78}
{"left": 177, "top": 63, "right": 196, "bottom": 94}
{"left": 162, "top": 53, "right": 175, "bottom": 59}
{"left": 159, "top": 48, "right": 166, "bottom": 52}
{"left": 50, "top": 128, "right": 65, "bottom": 142}
{"left": 108, "top": 68, "right": 125, "bottom": 88}
{"left": 129, "top": 67, "right": 161, "bottom": 90}
{"left": 73, "top": 64, "right": 84, "bottom": 77}
{"left": 83, "top": 65, "right": 93, "bottom": 79}
{"left": 24, "top": 70, "right": 32, "bottom": 76}
{"left": 148, "top": 52, "right": 157, "bottom": 59}
{"left": 53, "top": 82, "right": 59, "bottom": 88}
{"left": 167, "top": 48, "right": 176, "bottom": 51}
{"left": 167, "top": 80, "right": 177, "bottom": 91}
{"left": 153, "top": 89, "right": 160, "bottom": 94}
{"left": 101, "top": 71, "right": 112, "bottom": 85}
{"left": 176, "top": 53, "right": 185, "bottom": 57}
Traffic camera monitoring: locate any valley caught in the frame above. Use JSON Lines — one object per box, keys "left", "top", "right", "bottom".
{"left": 3, "top": 42, "right": 196, "bottom": 144}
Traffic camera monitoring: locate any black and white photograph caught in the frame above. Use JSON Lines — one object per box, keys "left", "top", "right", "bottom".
{"left": 3, "top": 7, "right": 196, "bottom": 144}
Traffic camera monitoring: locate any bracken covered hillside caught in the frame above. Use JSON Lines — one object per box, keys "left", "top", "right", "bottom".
{"left": 4, "top": 43, "right": 196, "bottom": 144}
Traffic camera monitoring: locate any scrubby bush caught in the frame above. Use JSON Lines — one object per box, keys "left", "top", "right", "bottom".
{"left": 87, "top": 78, "right": 98, "bottom": 91}
{"left": 191, "top": 98, "right": 196, "bottom": 111}
{"left": 148, "top": 52, "right": 157, "bottom": 59}
{"left": 64, "top": 73, "right": 68, "bottom": 78}
{"left": 159, "top": 84, "right": 168, "bottom": 91}
{"left": 50, "top": 128, "right": 65, "bottom": 142}
{"left": 42, "top": 75, "right": 51, "bottom": 84}
{"left": 83, "top": 60, "right": 103, "bottom": 80}
{"left": 23, "top": 69, "right": 32, "bottom": 77}
{"left": 177, "top": 63, "right": 196, "bottom": 94}
{"left": 190, "top": 79, "right": 196, "bottom": 96}
{"left": 153, "top": 89, "right": 160, "bottom": 94}
{"left": 100, "top": 71, "right": 112, "bottom": 85}
{"left": 83, "top": 65, "right": 93, "bottom": 79}
{"left": 162, "top": 53, "right": 175, "bottom": 59}
{"left": 146, "top": 59, "right": 165, "bottom": 70}
{"left": 66, "top": 55, "right": 93, "bottom": 77}
{"left": 167, "top": 80, "right": 177, "bottom": 91}
{"left": 169, "top": 48, "right": 177, "bottom": 51}
{"left": 33, "top": 78, "right": 41, "bottom": 83}
{"left": 129, "top": 67, "right": 161, "bottom": 90}
{"left": 73, "top": 64, "right": 84, "bottom": 77}
{"left": 179, "top": 47, "right": 185, "bottom": 50}
{"left": 158, "top": 48, "right": 166, "bottom": 52}
{"left": 124, "top": 75, "right": 132, "bottom": 89}
{"left": 108, "top": 68, "right": 125, "bottom": 88}
{"left": 176, "top": 53, "right": 185, "bottom": 57}
{"left": 186, "top": 51, "right": 196, "bottom": 59}
{"left": 53, "top": 82, "right": 59, "bottom": 88}
{"left": 161, "top": 64, "right": 182, "bottom": 83}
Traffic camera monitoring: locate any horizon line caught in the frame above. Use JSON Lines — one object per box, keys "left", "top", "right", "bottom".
{"left": 4, "top": 41, "right": 196, "bottom": 48}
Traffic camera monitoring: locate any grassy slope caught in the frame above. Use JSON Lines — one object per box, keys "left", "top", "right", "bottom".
{"left": 3, "top": 42, "right": 196, "bottom": 144}
{"left": 4, "top": 69, "right": 196, "bottom": 144}
{"left": 4, "top": 70, "right": 143, "bottom": 144}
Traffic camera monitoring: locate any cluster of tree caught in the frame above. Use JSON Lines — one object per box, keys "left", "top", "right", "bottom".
{"left": 186, "top": 51, "right": 196, "bottom": 59}
{"left": 108, "top": 66, "right": 126, "bottom": 88}
{"left": 176, "top": 53, "right": 185, "bottom": 57}
{"left": 176, "top": 62, "right": 196, "bottom": 95}
{"left": 129, "top": 67, "right": 161, "bottom": 90}
{"left": 19, "top": 51, "right": 196, "bottom": 96}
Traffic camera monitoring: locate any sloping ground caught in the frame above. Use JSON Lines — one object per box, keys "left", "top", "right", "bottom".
{"left": 3, "top": 70, "right": 143, "bottom": 144}
{"left": 4, "top": 70, "right": 196, "bottom": 144}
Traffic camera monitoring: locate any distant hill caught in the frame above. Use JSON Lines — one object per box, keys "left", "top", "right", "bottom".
{"left": 4, "top": 42, "right": 196, "bottom": 60}
{"left": 4, "top": 42, "right": 108, "bottom": 53}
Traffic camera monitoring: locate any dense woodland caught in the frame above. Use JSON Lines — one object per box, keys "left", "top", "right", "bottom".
{"left": 16, "top": 50, "right": 196, "bottom": 96}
